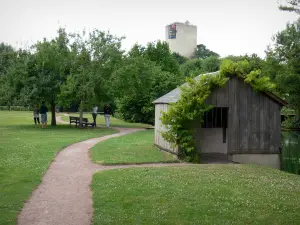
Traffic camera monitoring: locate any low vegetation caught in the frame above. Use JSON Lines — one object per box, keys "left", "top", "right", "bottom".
{"left": 0, "top": 111, "right": 116, "bottom": 225}
{"left": 91, "top": 130, "right": 177, "bottom": 165}
{"left": 92, "top": 165, "right": 300, "bottom": 225}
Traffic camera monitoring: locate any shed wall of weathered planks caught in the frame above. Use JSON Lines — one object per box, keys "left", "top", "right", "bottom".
{"left": 154, "top": 104, "right": 178, "bottom": 154}
{"left": 226, "top": 77, "right": 281, "bottom": 154}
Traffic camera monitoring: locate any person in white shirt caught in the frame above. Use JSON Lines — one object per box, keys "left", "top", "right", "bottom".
{"left": 92, "top": 104, "right": 98, "bottom": 126}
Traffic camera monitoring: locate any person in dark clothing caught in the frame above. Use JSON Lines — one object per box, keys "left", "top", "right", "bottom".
{"left": 104, "top": 104, "right": 113, "bottom": 127}
{"left": 40, "top": 101, "right": 48, "bottom": 128}
{"left": 33, "top": 104, "right": 40, "bottom": 125}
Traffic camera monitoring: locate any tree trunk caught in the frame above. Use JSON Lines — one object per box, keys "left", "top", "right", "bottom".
{"left": 79, "top": 102, "right": 84, "bottom": 128}
{"left": 51, "top": 102, "right": 56, "bottom": 126}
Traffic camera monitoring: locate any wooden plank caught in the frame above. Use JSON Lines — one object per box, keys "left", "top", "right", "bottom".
{"left": 216, "top": 81, "right": 229, "bottom": 107}
{"left": 274, "top": 104, "right": 281, "bottom": 153}
{"left": 237, "top": 79, "right": 248, "bottom": 152}
{"left": 250, "top": 89, "right": 260, "bottom": 152}
{"left": 261, "top": 97, "right": 270, "bottom": 150}
{"left": 269, "top": 101, "right": 280, "bottom": 153}
{"left": 228, "top": 77, "right": 238, "bottom": 153}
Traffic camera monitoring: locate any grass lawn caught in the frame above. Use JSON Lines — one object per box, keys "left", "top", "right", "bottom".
{"left": 60, "top": 113, "right": 153, "bottom": 128}
{"left": 0, "top": 111, "right": 117, "bottom": 225}
{"left": 92, "top": 165, "right": 300, "bottom": 225}
{"left": 91, "top": 130, "right": 177, "bottom": 165}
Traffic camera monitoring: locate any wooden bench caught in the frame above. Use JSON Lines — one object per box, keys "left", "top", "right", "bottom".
{"left": 69, "top": 116, "right": 95, "bottom": 128}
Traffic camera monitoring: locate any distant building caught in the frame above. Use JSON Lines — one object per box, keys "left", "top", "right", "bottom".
{"left": 165, "top": 21, "right": 197, "bottom": 58}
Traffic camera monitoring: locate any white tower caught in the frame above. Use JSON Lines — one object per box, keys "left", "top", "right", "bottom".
{"left": 165, "top": 21, "right": 197, "bottom": 58}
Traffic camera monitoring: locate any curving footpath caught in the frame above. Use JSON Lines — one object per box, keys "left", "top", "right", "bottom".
{"left": 17, "top": 116, "right": 188, "bottom": 225}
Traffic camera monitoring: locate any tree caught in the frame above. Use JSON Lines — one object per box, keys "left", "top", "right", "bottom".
{"left": 60, "top": 29, "right": 124, "bottom": 126}
{"left": 202, "top": 56, "right": 221, "bottom": 73}
{"left": 279, "top": 0, "right": 300, "bottom": 14}
{"left": 223, "top": 54, "right": 264, "bottom": 71}
{"left": 180, "top": 56, "right": 220, "bottom": 78}
{"left": 180, "top": 58, "right": 204, "bottom": 77}
{"left": 143, "top": 40, "right": 181, "bottom": 76}
{"left": 265, "top": 18, "right": 300, "bottom": 113}
{"left": 109, "top": 56, "right": 179, "bottom": 124}
{"left": 0, "top": 46, "right": 33, "bottom": 106}
{"left": 194, "top": 44, "right": 220, "bottom": 59}
{"left": 27, "top": 28, "right": 71, "bottom": 126}
{"left": 172, "top": 52, "right": 188, "bottom": 65}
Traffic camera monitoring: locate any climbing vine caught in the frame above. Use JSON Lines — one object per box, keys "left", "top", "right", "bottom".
{"left": 161, "top": 59, "right": 276, "bottom": 162}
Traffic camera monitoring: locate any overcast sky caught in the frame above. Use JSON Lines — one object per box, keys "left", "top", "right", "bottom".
{"left": 1, "top": 0, "right": 298, "bottom": 57}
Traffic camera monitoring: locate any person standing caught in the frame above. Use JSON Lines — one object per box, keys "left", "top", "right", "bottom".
{"left": 92, "top": 104, "right": 98, "bottom": 126}
{"left": 104, "top": 104, "right": 113, "bottom": 127}
{"left": 40, "top": 101, "right": 48, "bottom": 128}
{"left": 33, "top": 104, "right": 40, "bottom": 125}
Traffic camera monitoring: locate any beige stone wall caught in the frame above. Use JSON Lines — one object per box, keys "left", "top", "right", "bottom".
{"left": 165, "top": 22, "right": 197, "bottom": 58}
{"left": 229, "top": 154, "right": 281, "bottom": 169}
{"left": 195, "top": 128, "right": 228, "bottom": 154}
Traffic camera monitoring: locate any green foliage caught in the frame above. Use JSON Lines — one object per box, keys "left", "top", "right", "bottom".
{"left": 282, "top": 116, "right": 300, "bottom": 129}
{"left": 220, "top": 59, "right": 276, "bottom": 92}
{"left": 180, "top": 56, "right": 221, "bottom": 78}
{"left": 172, "top": 52, "right": 188, "bottom": 65}
{"left": 110, "top": 41, "right": 182, "bottom": 124}
{"left": 144, "top": 41, "right": 180, "bottom": 76}
{"left": 279, "top": 0, "right": 300, "bottom": 14}
{"left": 110, "top": 57, "right": 179, "bottom": 124}
{"left": 161, "top": 59, "right": 276, "bottom": 162}
{"left": 180, "top": 58, "right": 204, "bottom": 77}
{"left": 266, "top": 18, "right": 300, "bottom": 114}
{"left": 59, "top": 29, "right": 124, "bottom": 125}
{"left": 194, "top": 44, "right": 220, "bottom": 59}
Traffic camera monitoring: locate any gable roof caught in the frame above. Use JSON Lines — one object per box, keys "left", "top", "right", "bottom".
{"left": 152, "top": 71, "right": 288, "bottom": 106}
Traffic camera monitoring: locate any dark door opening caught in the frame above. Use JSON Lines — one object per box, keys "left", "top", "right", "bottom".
{"left": 202, "top": 107, "right": 228, "bottom": 143}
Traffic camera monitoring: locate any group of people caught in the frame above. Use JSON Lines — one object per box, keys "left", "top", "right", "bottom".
{"left": 33, "top": 101, "right": 48, "bottom": 128}
{"left": 33, "top": 102, "right": 113, "bottom": 128}
{"left": 92, "top": 104, "right": 113, "bottom": 127}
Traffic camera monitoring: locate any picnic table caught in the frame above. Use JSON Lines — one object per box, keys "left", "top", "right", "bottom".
{"left": 69, "top": 116, "right": 95, "bottom": 128}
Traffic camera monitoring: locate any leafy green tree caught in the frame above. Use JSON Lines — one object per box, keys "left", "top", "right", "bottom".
{"left": 279, "top": 0, "right": 300, "bottom": 14}
{"left": 59, "top": 29, "right": 124, "bottom": 126}
{"left": 110, "top": 56, "right": 179, "bottom": 124}
{"left": 223, "top": 54, "right": 264, "bottom": 71}
{"left": 172, "top": 52, "right": 188, "bottom": 65}
{"left": 0, "top": 47, "right": 33, "bottom": 106}
{"left": 265, "top": 18, "right": 300, "bottom": 113}
{"left": 202, "top": 56, "right": 221, "bottom": 73}
{"left": 143, "top": 40, "right": 180, "bottom": 76}
{"left": 180, "top": 56, "right": 220, "bottom": 78}
{"left": 26, "top": 28, "right": 71, "bottom": 125}
{"left": 180, "top": 58, "right": 204, "bottom": 77}
{"left": 194, "top": 44, "right": 220, "bottom": 59}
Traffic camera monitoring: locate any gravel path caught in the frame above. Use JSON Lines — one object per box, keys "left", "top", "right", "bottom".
{"left": 17, "top": 116, "right": 187, "bottom": 225}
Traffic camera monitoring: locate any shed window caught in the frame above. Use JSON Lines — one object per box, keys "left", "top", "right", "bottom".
{"left": 202, "top": 107, "right": 228, "bottom": 128}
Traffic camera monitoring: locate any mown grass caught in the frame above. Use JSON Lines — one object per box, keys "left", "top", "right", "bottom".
{"left": 92, "top": 165, "right": 300, "bottom": 225}
{"left": 91, "top": 130, "right": 177, "bottom": 165}
{"left": 60, "top": 113, "right": 153, "bottom": 128}
{"left": 0, "top": 111, "right": 117, "bottom": 225}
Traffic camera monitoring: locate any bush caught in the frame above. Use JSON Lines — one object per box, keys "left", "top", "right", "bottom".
{"left": 282, "top": 116, "right": 300, "bottom": 129}
{"left": 0, "top": 106, "right": 32, "bottom": 111}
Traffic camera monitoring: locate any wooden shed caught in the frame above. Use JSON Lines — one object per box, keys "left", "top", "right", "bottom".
{"left": 153, "top": 72, "right": 288, "bottom": 168}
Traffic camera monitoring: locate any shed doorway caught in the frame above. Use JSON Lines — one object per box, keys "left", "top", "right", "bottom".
{"left": 196, "top": 107, "right": 228, "bottom": 154}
